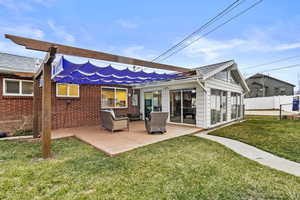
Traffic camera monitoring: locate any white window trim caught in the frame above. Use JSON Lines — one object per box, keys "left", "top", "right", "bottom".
{"left": 56, "top": 83, "right": 80, "bottom": 98}
{"left": 2, "top": 78, "right": 33, "bottom": 97}
{"left": 101, "top": 86, "right": 128, "bottom": 109}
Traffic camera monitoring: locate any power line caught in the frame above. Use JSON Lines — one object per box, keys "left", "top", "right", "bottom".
{"left": 152, "top": 0, "right": 245, "bottom": 62}
{"left": 242, "top": 54, "right": 300, "bottom": 70}
{"left": 260, "top": 63, "right": 300, "bottom": 73}
{"left": 245, "top": 63, "right": 300, "bottom": 76}
{"left": 155, "top": 0, "right": 263, "bottom": 63}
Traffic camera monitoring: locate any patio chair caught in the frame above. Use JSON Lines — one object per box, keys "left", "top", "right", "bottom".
{"left": 145, "top": 112, "right": 168, "bottom": 134}
{"left": 101, "top": 110, "right": 129, "bottom": 133}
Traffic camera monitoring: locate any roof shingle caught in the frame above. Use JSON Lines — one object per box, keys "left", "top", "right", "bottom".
{"left": 0, "top": 52, "right": 42, "bottom": 73}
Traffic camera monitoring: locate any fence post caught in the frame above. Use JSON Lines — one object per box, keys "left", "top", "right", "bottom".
{"left": 279, "top": 104, "right": 282, "bottom": 120}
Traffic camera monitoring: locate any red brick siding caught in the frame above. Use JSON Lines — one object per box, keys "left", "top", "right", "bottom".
{"left": 0, "top": 75, "right": 33, "bottom": 121}
{"left": 36, "top": 83, "right": 140, "bottom": 130}
{"left": 0, "top": 74, "right": 140, "bottom": 132}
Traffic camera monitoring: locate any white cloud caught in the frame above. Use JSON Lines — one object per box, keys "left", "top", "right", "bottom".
{"left": 183, "top": 37, "right": 244, "bottom": 61}
{"left": 48, "top": 20, "right": 75, "bottom": 43}
{"left": 122, "top": 45, "right": 157, "bottom": 61}
{"left": 180, "top": 28, "right": 300, "bottom": 62}
{"left": 116, "top": 19, "right": 138, "bottom": 29}
{"left": 0, "top": 24, "right": 45, "bottom": 39}
{"left": 274, "top": 42, "right": 300, "bottom": 51}
{"left": 0, "top": 39, "right": 44, "bottom": 58}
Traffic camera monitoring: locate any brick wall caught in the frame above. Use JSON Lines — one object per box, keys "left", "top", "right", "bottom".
{"left": 0, "top": 75, "right": 34, "bottom": 134}
{"left": 0, "top": 74, "right": 140, "bottom": 134}
{"left": 36, "top": 82, "right": 140, "bottom": 130}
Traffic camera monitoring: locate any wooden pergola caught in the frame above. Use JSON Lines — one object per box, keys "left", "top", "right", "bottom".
{"left": 5, "top": 34, "right": 192, "bottom": 158}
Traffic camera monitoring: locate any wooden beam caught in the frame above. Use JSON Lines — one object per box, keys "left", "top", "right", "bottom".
{"left": 41, "top": 47, "right": 56, "bottom": 159}
{"left": 32, "top": 78, "right": 39, "bottom": 138}
{"left": 5, "top": 34, "right": 191, "bottom": 73}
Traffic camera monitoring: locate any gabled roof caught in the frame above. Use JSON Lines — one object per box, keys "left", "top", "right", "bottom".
{"left": 246, "top": 73, "right": 296, "bottom": 87}
{"left": 0, "top": 52, "right": 42, "bottom": 74}
{"left": 195, "top": 60, "right": 234, "bottom": 79}
{"left": 195, "top": 60, "right": 250, "bottom": 92}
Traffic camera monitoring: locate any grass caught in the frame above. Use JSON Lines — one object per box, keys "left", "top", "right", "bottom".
{"left": 245, "top": 115, "right": 279, "bottom": 120}
{"left": 210, "top": 116, "right": 300, "bottom": 163}
{"left": 13, "top": 129, "right": 33, "bottom": 136}
{"left": 0, "top": 137, "right": 300, "bottom": 199}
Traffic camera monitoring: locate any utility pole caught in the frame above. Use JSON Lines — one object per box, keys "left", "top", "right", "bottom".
{"left": 262, "top": 74, "right": 265, "bottom": 97}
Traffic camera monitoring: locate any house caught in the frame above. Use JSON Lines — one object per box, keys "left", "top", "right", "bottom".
{"left": 0, "top": 52, "right": 41, "bottom": 134}
{"left": 245, "top": 73, "right": 295, "bottom": 98}
{"left": 51, "top": 57, "right": 249, "bottom": 129}
{"left": 1, "top": 52, "right": 249, "bottom": 135}
{"left": 135, "top": 60, "right": 249, "bottom": 128}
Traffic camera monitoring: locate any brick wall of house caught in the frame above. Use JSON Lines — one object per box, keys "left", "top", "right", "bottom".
{"left": 0, "top": 75, "right": 34, "bottom": 134}
{"left": 0, "top": 74, "right": 140, "bottom": 134}
{"left": 36, "top": 82, "right": 140, "bottom": 130}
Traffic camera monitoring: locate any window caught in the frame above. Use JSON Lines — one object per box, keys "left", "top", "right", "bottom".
{"left": 231, "top": 92, "right": 242, "bottom": 119}
{"left": 56, "top": 83, "right": 79, "bottom": 97}
{"left": 280, "top": 87, "right": 286, "bottom": 95}
{"left": 3, "top": 79, "right": 33, "bottom": 96}
{"left": 214, "top": 70, "right": 239, "bottom": 85}
{"left": 210, "top": 89, "right": 227, "bottom": 125}
{"left": 101, "top": 87, "right": 128, "bottom": 108}
{"left": 214, "top": 70, "right": 228, "bottom": 81}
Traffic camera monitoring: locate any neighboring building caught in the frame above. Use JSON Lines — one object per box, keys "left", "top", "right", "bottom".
{"left": 245, "top": 73, "right": 295, "bottom": 98}
{"left": 1, "top": 52, "right": 249, "bottom": 134}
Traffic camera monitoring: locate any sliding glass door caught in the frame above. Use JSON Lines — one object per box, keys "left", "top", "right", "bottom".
{"left": 183, "top": 89, "right": 196, "bottom": 124}
{"left": 170, "top": 88, "right": 196, "bottom": 125}
{"left": 144, "top": 91, "right": 162, "bottom": 118}
{"left": 211, "top": 89, "right": 227, "bottom": 125}
{"left": 170, "top": 90, "right": 182, "bottom": 123}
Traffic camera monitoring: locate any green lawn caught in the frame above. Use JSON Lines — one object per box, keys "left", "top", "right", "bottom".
{"left": 210, "top": 116, "right": 300, "bottom": 163}
{"left": 245, "top": 115, "right": 279, "bottom": 120}
{"left": 0, "top": 137, "right": 299, "bottom": 199}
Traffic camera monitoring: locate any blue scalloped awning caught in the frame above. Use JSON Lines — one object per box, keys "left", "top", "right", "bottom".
{"left": 51, "top": 57, "right": 182, "bottom": 85}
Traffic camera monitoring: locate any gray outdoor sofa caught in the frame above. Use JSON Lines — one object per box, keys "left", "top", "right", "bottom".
{"left": 101, "top": 110, "right": 129, "bottom": 133}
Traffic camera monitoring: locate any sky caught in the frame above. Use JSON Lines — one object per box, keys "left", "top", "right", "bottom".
{"left": 0, "top": 0, "right": 300, "bottom": 89}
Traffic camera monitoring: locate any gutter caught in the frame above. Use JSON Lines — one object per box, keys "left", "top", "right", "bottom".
{"left": 132, "top": 77, "right": 200, "bottom": 89}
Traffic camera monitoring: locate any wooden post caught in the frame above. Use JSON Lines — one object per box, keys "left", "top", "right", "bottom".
{"left": 42, "top": 62, "right": 51, "bottom": 158}
{"left": 32, "top": 78, "right": 39, "bottom": 138}
{"left": 41, "top": 47, "right": 56, "bottom": 159}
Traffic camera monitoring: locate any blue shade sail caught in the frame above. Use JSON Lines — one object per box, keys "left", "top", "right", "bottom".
{"left": 51, "top": 57, "right": 182, "bottom": 85}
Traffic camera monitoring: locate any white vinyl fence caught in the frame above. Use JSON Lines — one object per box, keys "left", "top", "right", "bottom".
{"left": 245, "top": 95, "right": 300, "bottom": 112}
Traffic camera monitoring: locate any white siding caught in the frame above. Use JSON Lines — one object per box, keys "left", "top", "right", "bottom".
{"left": 196, "top": 86, "right": 206, "bottom": 128}
{"left": 205, "top": 77, "right": 245, "bottom": 128}
{"left": 138, "top": 77, "right": 246, "bottom": 129}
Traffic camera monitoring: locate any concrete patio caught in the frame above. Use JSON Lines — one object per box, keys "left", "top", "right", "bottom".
{"left": 52, "top": 121, "right": 202, "bottom": 156}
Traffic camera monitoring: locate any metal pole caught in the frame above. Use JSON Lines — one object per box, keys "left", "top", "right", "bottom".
{"left": 279, "top": 104, "right": 282, "bottom": 120}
